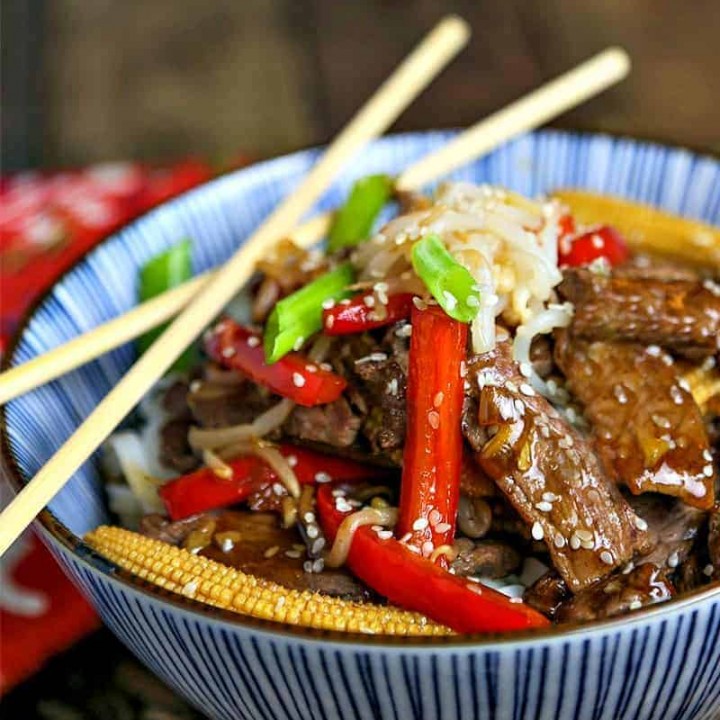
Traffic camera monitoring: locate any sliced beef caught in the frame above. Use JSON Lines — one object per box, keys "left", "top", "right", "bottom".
{"left": 710, "top": 504, "right": 720, "bottom": 580}
{"left": 187, "top": 375, "right": 276, "bottom": 429}
{"left": 140, "top": 513, "right": 206, "bottom": 545}
{"left": 450, "top": 539, "right": 521, "bottom": 579}
{"left": 463, "top": 342, "right": 646, "bottom": 592}
{"left": 162, "top": 380, "right": 193, "bottom": 419}
{"left": 331, "top": 326, "right": 410, "bottom": 462}
{"left": 284, "top": 397, "right": 361, "bottom": 447}
{"left": 555, "top": 333, "right": 715, "bottom": 509}
{"left": 629, "top": 494, "right": 706, "bottom": 569}
{"left": 395, "top": 189, "right": 432, "bottom": 214}
{"left": 201, "top": 511, "right": 373, "bottom": 601}
{"left": 555, "top": 564, "right": 674, "bottom": 623}
{"left": 459, "top": 451, "right": 498, "bottom": 498}
{"left": 523, "top": 572, "right": 571, "bottom": 619}
{"left": 559, "top": 267, "right": 720, "bottom": 359}
{"left": 159, "top": 418, "right": 199, "bottom": 474}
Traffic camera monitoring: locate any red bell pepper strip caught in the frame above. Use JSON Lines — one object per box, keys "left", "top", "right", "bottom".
{"left": 316, "top": 483, "right": 550, "bottom": 633}
{"left": 160, "top": 444, "right": 385, "bottom": 520}
{"left": 205, "top": 318, "right": 347, "bottom": 407}
{"left": 322, "top": 293, "right": 415, "bottom": 335}
{"left": 397, "top": 304, "right": 467, "bottom": 563}
{"left": 559, "top": 224, "right": 629, "bottom": 268}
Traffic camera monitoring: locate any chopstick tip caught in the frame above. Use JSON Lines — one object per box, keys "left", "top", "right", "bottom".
{"left": 436, "top": 15, "right": 472, "bottom": 45}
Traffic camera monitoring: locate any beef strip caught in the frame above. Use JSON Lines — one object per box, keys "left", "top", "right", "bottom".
{"left": 187, "top": 375, "right": 276, "bottom": 428}
{"left": 629, "top": 494, "right": 706, "bottom": 569}
{"left": 450, "top": 539, "right": 521, "bottom": 579}
{"left": 523, "top": 572, "right": 571, "bottom": 619}
{"left": 559, "top": 267, "right": 720, "bottom": 359}
{"left": 201, "top": 511, "right": 374, "bottom": 601}
{"left": 555, "top": 564, "right": 674, "bottom": 623}
{"left": 555, "top": 332, "right": 715, "bottom": 509}
{"left": 159, "top": 419, "right": 199, "bottom": 474}
{"left": 283, "top": 397, "right": 362, "bottom": 447}
{"left": 330, "top": 325, "right": 410, "bottom": 462}
{"left": 141, "top": 511, "right": 372, "bottom": 601}
{"left": 463, "top": 342, "right": 646, "bottom": 592}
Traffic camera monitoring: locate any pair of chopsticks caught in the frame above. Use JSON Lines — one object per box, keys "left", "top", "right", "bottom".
{"left": 0, "top": 14, "right": 630, "bottom": 557}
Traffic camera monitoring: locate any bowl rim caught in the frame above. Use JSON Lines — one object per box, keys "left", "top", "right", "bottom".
{"left": 2, "top": 128, "right": 719, "bottom": 649}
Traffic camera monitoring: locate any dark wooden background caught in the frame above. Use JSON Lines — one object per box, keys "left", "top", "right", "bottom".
{"left": 3, "top": 0, "right": 719, "bottom": 172}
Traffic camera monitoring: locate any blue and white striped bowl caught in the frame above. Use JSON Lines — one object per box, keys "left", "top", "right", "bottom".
{"left": 3, "top": 131, "right": 719, "bottom": 720}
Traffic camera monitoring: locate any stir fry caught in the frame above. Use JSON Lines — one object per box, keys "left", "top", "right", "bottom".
{"left": 89, "top": 179, "right": 720, "bottom": 635}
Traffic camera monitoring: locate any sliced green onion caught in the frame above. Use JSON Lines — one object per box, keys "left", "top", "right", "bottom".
{"left": 138, "top": 239, "right": 195, "bottom": 372}
{"left": 264, "top": 262, "right": 355, "bottom": 363}
{"left": 411, "top": 234, "right": 480, "bottom": 323}
{"left": 327, "top": 174, "right": 394, "bottom": 252}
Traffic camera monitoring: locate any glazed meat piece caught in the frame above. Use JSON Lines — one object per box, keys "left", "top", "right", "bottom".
{"left": 463, "top": 342, "right": 646, "bottom": 592}
{"left": 284, "top": 397, "right": 362, "bottom": 447}
{"left": 202, "top": 511, "right": 373, "bottom": 601}
{"left": 450, "top": 539, "right": 521, "bottom": 578}
{"left": 559, "top": 267, "right": 720, "bottom": 359}
{"left": 331, "top": 326, "right": 409, "bottom": 461}
{"left": 159, "top": 418, "right": 199, "bottom": 474}
{"left": 188, "top": 374, "right": 276, "bottom": 429}
{"left": 555, "top": 564, "right": 674, "bottom": 623}
{"left": 555, "top": 333, "right": 715, "bottom": 509}
{"left": 140, "top": 513, "right": 207, "bottom": 545}
{"left": 629, "top": 494, "right": 706, "bottom": 569}
{"left": 523, "top": 572, "right": 570, "bottom": 619}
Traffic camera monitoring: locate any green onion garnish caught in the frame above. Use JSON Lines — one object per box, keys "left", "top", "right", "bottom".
{"left": 327, "top": 174, "right": 393, "bottom": 252}
{"left": 138, "top": 239, "right": 195, "bottom": 371}
{"left": 411, "top": 234, "right": 480, "bottom": 323}
{"left": 264, "top": 262, "right": 355, "bottom": 363}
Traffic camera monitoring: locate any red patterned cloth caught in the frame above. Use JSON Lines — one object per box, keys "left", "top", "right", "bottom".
{"left": 0, "top": 158, "right": 228, "bottom": 693}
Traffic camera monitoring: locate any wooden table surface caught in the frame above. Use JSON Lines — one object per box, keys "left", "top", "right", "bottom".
{"left": 3, "top": 0, "right": 719, "bottom": 171}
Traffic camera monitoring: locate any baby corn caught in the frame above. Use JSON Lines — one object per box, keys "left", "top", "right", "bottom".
{"left": 85, "top": 525, "right": 452, "bottom": 636}
{"left": 553, "top": 189, "right": 720, "bottom": 270}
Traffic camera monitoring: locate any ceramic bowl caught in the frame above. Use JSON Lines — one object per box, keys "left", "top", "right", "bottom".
{"left": 3, "top": 131, "right": 719, "bottom": 720}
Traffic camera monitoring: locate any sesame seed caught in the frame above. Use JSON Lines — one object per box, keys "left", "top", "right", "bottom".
{"left": 303, "top": 512, "right": 315, "bottom": 524}
{"left": 569, "top": 534, "right": 581, "bottom": 550}
{"left": 396, "top": 323, "right": 413, "bottom": 337}
{"left": 264, "top": 546, "right": 280, "bottom": 558}
{"left": 311, "top": 537, "right": 326, "bottom": 554}
{"left": 670, "top": 385, "right": 684, "bottom": 405}
{"left": 325, "top": 315, "right": 335, "bottom": 329}
{"left": 703, "top": 564, "right": 714, "bottom": 577}
{"left": 387, "top": 378, "right": 399, "bottom": 396}
{"left": 460, "top": 361, "right": 468, "bottom": 378}
{"left": 575, "top": 529, "right": 594, "bottom": 542}
{"left": 292, "top": 372, "right": 306, "bottom": 387}
{"left": 272, "top": 482, "right": 285, "bottom": 496}
{"left": 466, "top": 295, "right": 480, "bottom": 307}
{"left": 442, "top": 291, "right": 458, "bottom": 311}
{"left": 703, "top": 449, "right": 713, "bottom": 461}
{"left": 634, "top": 517, "right": 648, "bottom": 531}
{"left": 421, "top": 541, "right": 435, "bottom": 557}
{"left": 542, "top": 492, "right": 559, "bottom": 502}
{"left": 433, "top": 391, "right": 445, "bottom": 407}
{"left": 378, "top": 530, "right": 394, "bottom": 541}
{"left": 600, "top": 550, "right": 614, "bottom": 565}
{"left": 428, "top": 509, "right": 442, "bottom": 525}
{"left": 519, "top": 362, "right": 532, "bottom": 378}
{"left": 553, "top": 534, "right": 566, "bottom": 549}
{"left": 247, "top": 336, "right": 260, "bottom": 348}
{"left": 221, "top": 346, "right": 236, "bottom": 358}
{"left": 428, "top": 410, "right": 440, "bottom": 429}
{"left": 531, "top": 522, "right": 544, "bottom": 541}
{"left": 189, "top": 380, "right": 202, "bottom": 393}
{"left": 285, "top": 550, "right": 302, "bottom": 559}
{"left": 412, "top": 297, "right": 427, "bottom": 311}
{"left": 435, "top": 522, "right": 452, "bottom": 534}
{"left": 363, "top": 295, "right": 375, "bottom": 308}
{"left": 520, "top": 383, "right": 536, "bottom": 396}
{"left": 314, "top": 471, "right": 331, "bottom": 483}
{"left": 293, "top": 336, "right": 305, "bottom": 351}
{"left": 506, "top": 381, "right": 518, "bottom": 393}
{"left": 703, "top": 464, "right": 714, "bottom": 478}
{"left": 535, "top": 501, "right": 553, "bottom": 512}
{"left": 677, "top": 378, "right": 691, "bottom": 392}
{"left": 629, "top": 600, "right": 642, "bottom": 611}
{"left": 306, "top": 525, "right": 319, "bottom": 539}
{"left": 321, "top": 298, "right": 336, "bottom": 310}
{"left": 305, "top": 364, "right": 318, "bottom": 373}
{"left": 320, "top": 362, "right": 332, "bottom": 371}
{"left": 667, "top": 552, "right": 679, "bottom": 568}
{"left": 412, "top": 517, "right": 429, "bottom": 531}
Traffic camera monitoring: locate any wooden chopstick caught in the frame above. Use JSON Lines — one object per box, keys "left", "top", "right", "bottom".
{"left": 0, "top": 15, "right": 471, "bottom": 557}
{"left": 0, "top": 47, "right": 630, "bottom": 406}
